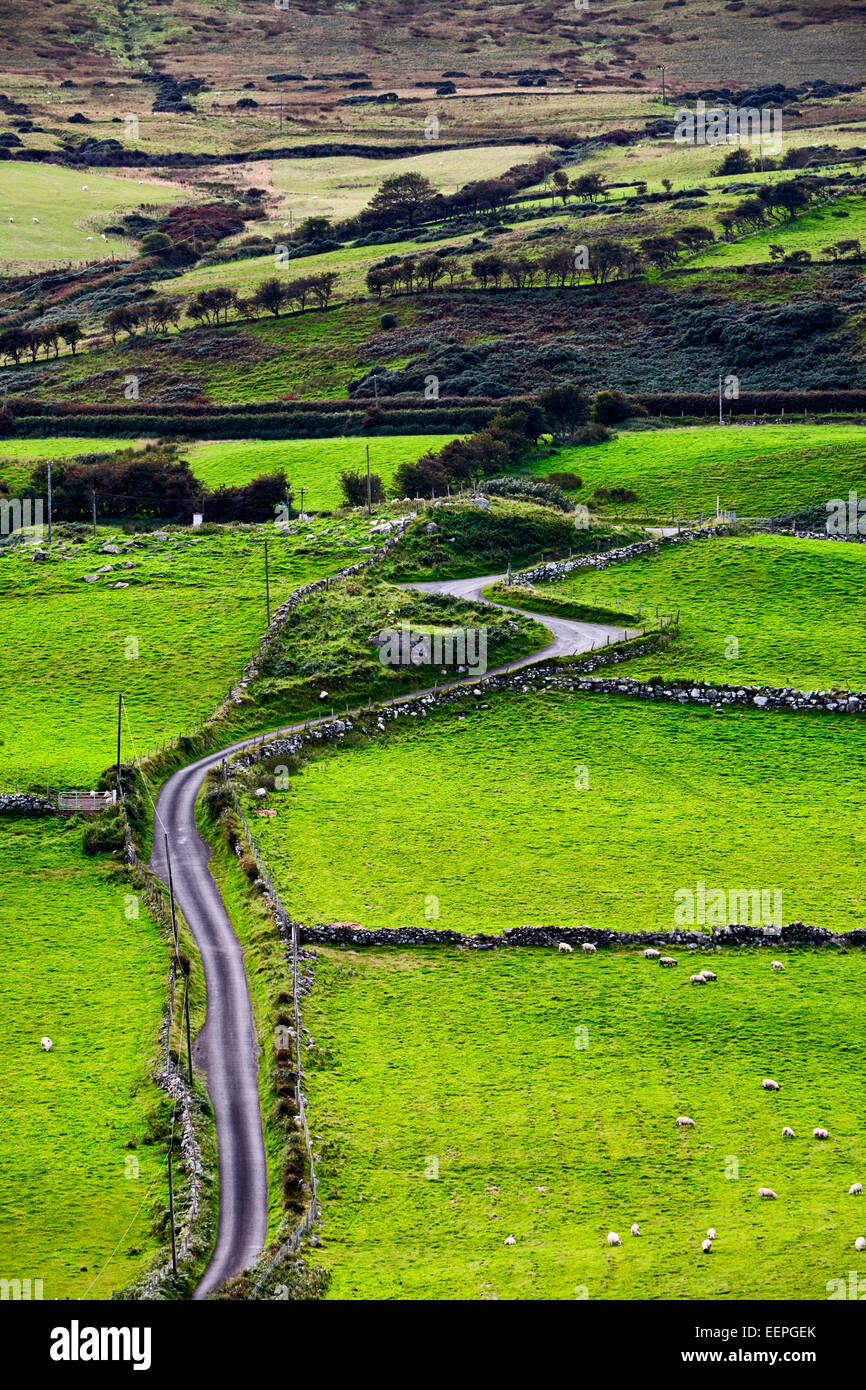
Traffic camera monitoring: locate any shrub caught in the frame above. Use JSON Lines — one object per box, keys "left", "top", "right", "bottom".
{"left": 593, "top": 485, "right": 638, "bottom": 504}
{"left": 339, "top": 469, "right": 385, "bottom": 507}
{"left": 592, "top": 390, "right": 647, "bottom": 425}
{"left": 543, "top": 471, "right": 583, "bottom": 490}
{"left": 380, "top": 313, "right": 396, "bottom": 329}
{"left": 481, "top": 476, "right": 574, "bottom": 512}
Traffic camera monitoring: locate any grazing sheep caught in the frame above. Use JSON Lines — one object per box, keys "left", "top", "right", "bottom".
{"left": 644, "top": 948, "right": 660, "bottom": 958}
{"left": 813, "top": 1128, "right": 830, "bottom": 1141}
{"left": 504, "top": 1234, "right": 516, "bottom": 1246}
{"left": 630, "top": 1224, "right": 640, "bottom": 1237}
{"left": 676, "top": 1116, "right": 696, "bottom": 1129}
{"left": 701, "top": 970, "right": 717, "bottom": 982}
{"left": 782, "top": 1126, "right": 795, "bottom": 1138}
{"left": 701, "top": 1238, "right": 713, "bottom": 1253}
{"left": 758, "top": 1188, "right": 777, "bottom": 1199}
{"left": 849, "top": 1183, "right": 863, "bottom": 1196}
{"left": 659, "top": 956, "right": 678, "bottom": 968}
{"left": 557, "top": 942, "right": 573, "bottom": 954}
{"left": 40, "top": 1036, "right": 52, "bottom": 1051}
{"left": 82, "top": 184, "right": 88, "bottom": 190}
{"left": 707, "top": 1228, "right": 717, "bottom": 1240}
{"left": 607, "top": 1232, "right": 621, "bottom": 1247}
{"left": 762, "top": 1078, "right": 781, "bottom": 1091}
{"left": 690, "top": 973, "right": 706, "bottom": 985}
{"left": 86, "top": 236, "right": 93, "bottom": 241}
{"left": 855, "top": 1237, "right": 866, "bottom": 1252}
{"left": 771, "top": 960, "right": 785, "bottom": 971}
{"left": 32, "top": 217, "right": 39, "bottom": 223}
{"left": 582, "top": 942, "right": 597, "bottom": 954}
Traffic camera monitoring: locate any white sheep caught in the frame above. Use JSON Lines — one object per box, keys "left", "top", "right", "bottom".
{"left": 557, "top": 942, "right": 573, "bottom": 954}
{"left": 849, "top": 1183, "right": 863, "bottom": 1196}
{"left": 86, "top": 236, "right": 93, "bottom": 241}
{"left": 813, "top": 1128, "right": 829, "bottom": 1140}
{"left": 701, "top": 1238, "right": 713, "bottom": 1253}
{"left": 630, "top": 1223, "right": 640, "bottom": 1236}
{"left": 701, "top": 970, "right": 717, "bottom": 981}
{"left": 503, "top": 1234, "right": 516, "bottom": 1246}
{"left": 771, "top": 960, "right": 785, "bottom": 971}
{"left": 782, "top": 1126, "right": 795, "bottom": 1138}
{"left": 582, "top": 942, "right": 597, "bottom": 954}
{"left": 855, "top": 1237, "right": 866, "bottom": 1252}
{"left": 690, "top": 973, "right": 705, "bottom": 985}
{"left": 607, "top": 1232, "right": 621, "bottom": 1246}
{"left": 643, "top": 948, "right": 660, "bottom": 958}
{"left": 758, "top": 1188, "right": 777, "bottom": 1199}
{"left": 676, "top": 1116, "right": 696, "bottom": 1129}
{"left": 762, "top": 1078, "right": 781, "bottom": 1091}
{"left": 82, "top": 184, "right": 88, "bottom": 190}
{"left": 707, "top": 1227, "right": 716, "bottom": 1240}
{"left": 659, "top": 956, "right": 678, "bottom": 967}
{"left": 32, "top": 217, "right": 39, "bottom": 223}
{"left": 8, "top": 216, "right": 12, "bottom": 222}
{"left": 40, "top": 1036, "right": 53, "bottom": 1051}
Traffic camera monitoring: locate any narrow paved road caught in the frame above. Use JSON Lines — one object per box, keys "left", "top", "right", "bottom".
{"left": 149, "top": 570, "right": 633, "bottom": 1297}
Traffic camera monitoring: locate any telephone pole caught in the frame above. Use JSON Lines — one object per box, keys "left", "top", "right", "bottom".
{"left": 116, "top": 693, "right": 123, "bottom": 790}
{"left": 264, "top": 538, "right": 271, "bottom": 626}
{"left": 47, "top": 462, "right": 52, "bottom": 544}
{"left": 91, "top": 489, "right": 97, "bottom": 539}
{"left": 658, "top": 65, "right": 666, "bottom": 106}
{"left": 164, "top": 833, "right": 179, "bottom": 952}
{"left": 366, "top": 443, "right": 372, "bottom": 516}
{"left": 719, "top": 373, "right": 724, "bottom": 425}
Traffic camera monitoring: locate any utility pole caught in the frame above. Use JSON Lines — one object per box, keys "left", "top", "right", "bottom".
{"left": 167, "top": 1145, "right": 178, "bottom": 1276}
{"left": 116, "top": 693, "right": 122, "bottom": 790}
{"left": 718, "top": 373, "right": 723, "bottom": 425}
{"left": 264, "top": 538, "right": 271, "bottom": 626}
{"left": 165, "top": 833, "right": 179, "bottom": 952}
{"left": 47, "top": 463, "right": 52, "bottom": 544}
{"left": 183, "top": 971, "right": 193, "bottom": 1084}
{"left": 279, "top": 88, "right": 283, "bottom": 136}
{"left": 366, "top": 443, "right": 372, "bottom": 516}
{"left": 91, "top": 489, "right": 97, "bottom": 540}
{"left": 658, "top": 65, "right": 666, "bottom": 107}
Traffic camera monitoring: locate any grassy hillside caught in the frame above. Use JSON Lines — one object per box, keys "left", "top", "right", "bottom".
{"left": 305, "top": 944, "right": 866, "bottom": 1300}
{"left": 184, "top": 435, "right": 460, "bottom": 507}
{"left": 538, "top": 533, "right": 866, "bottom": 690}
{"left": 0, "top": 519, "right": 380, "bottom": 785}
{"left": 250, "top": 687, "right": 866, "bottom": 934}
{"left": 543, "top": 425, "right": 866, "bottom": 520}
{"left": 0, "top": 816, "right": 167, "bottom": 1299}
{"left": 0, "top": 436, "right": 129, "bottom": 492}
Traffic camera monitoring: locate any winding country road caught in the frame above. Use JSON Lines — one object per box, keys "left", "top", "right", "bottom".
{"left": 149, "top": 569, "right": 634, "bottom": 1297}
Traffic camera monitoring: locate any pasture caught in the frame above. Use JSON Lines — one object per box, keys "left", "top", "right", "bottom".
{"left": 0, "top": 816, "right": 168, "bottom": 1299}
{"left": 544, "top": 424, "right": 866, "bottom": 521}
{"left": 249, "top": 687, "right": 866, "bottom": 935}
{"left": 539, "top": 533, "right": 866, "bottom": 691}
{"left": 304, "top": 944, "right": 866, "bottom": 1300}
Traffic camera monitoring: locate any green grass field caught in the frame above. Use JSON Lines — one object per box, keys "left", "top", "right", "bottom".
{"left": 304, "top": 943, "right": 866, "bottom": 1300}
{"left": 250, "top": 687, "right": 866, "bottom": 935}
{"left": 538, "top": 533, "right": 866, "bottom": 690}
{"left": 0, "top": 520, "right": 381, "bottom": 785}
{"left": 544, "top": 424, "right": 866, "bottom": 520}
{"left": 183, "top": 435, "right": 458, "bottom": 507}
{"left": 0, "top": 164, "right": 182, "bottom": 266}
{"left": 0, "top": 437, "right": 129, "bottom": 492}
{"left": 0, "top": 817, "right": 168, "bottom": 1299}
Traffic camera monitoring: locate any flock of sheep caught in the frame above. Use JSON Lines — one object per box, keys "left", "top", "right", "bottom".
{"left": 554, "top": 942, "right": 866, "bottom": 1257}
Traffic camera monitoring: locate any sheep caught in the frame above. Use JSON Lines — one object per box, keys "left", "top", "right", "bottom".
{"left": 659, "top": 956, "right": 678, "bottom": 967}
{"left": 690, "top": 973, "right": 706, "bottom": 985}
{"left": 607, "top": 1232, "right": 621, "bottom": 1247}
{"left": 582, "top": 942, "right": 597, "bottom": 954}
{"left": 86, "top": 236, "right": 94, "bottom": 242}
{"left": 782, "top": 1126, "right": 795, "bottom": 1138}
{"left": 701, "top": 970, "right": 717, "bottom": 982}
{"left": 676, "top": 1116, "right": 696, "bottom": 1129}
{"left": 701, "top": 1238, "right": 713, "bottom": 1253}
{"left": 855, "top": 1237, "right": 866, "bottom": 1252}
{"left": 40, "top": 1036, "right": 53, "bottom": 1051}
{"left": 771, "top": 960, "right": 785, "bottom": 971}
{"left": 32, "top": 217, "right": 39, "bottom": 223}
{"left": 707, "top": 1228, "right": 717, "bottom": 1240}
{"left": 557, "top": 942, "right": 573, "bottom": 954}
{"left": 849, "top": 1183, "right": 863, "bottom": 1196}
{"left": 503, "top": 1234, "right": 516, "bottom": 1246}
{"left": 762, "top": 1078, "right": 781, "bottom": 1091}
{"left": 630, "top": 1223, "right": 640, "bottom": 1237}
{"left": 643, "top": 948, "right": 660, "bottom": 958}
{"left": 8, "top": 216, "right": 12, "bottom": 222}
{"left": 758, "top": 1188, "right": 777, "bottom": 1199}
{"left": 813, "top": 1128, "right": 830, "bottom": 1140}
{"left": 82, "top": 184, "right": 88, "bottom": 190}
